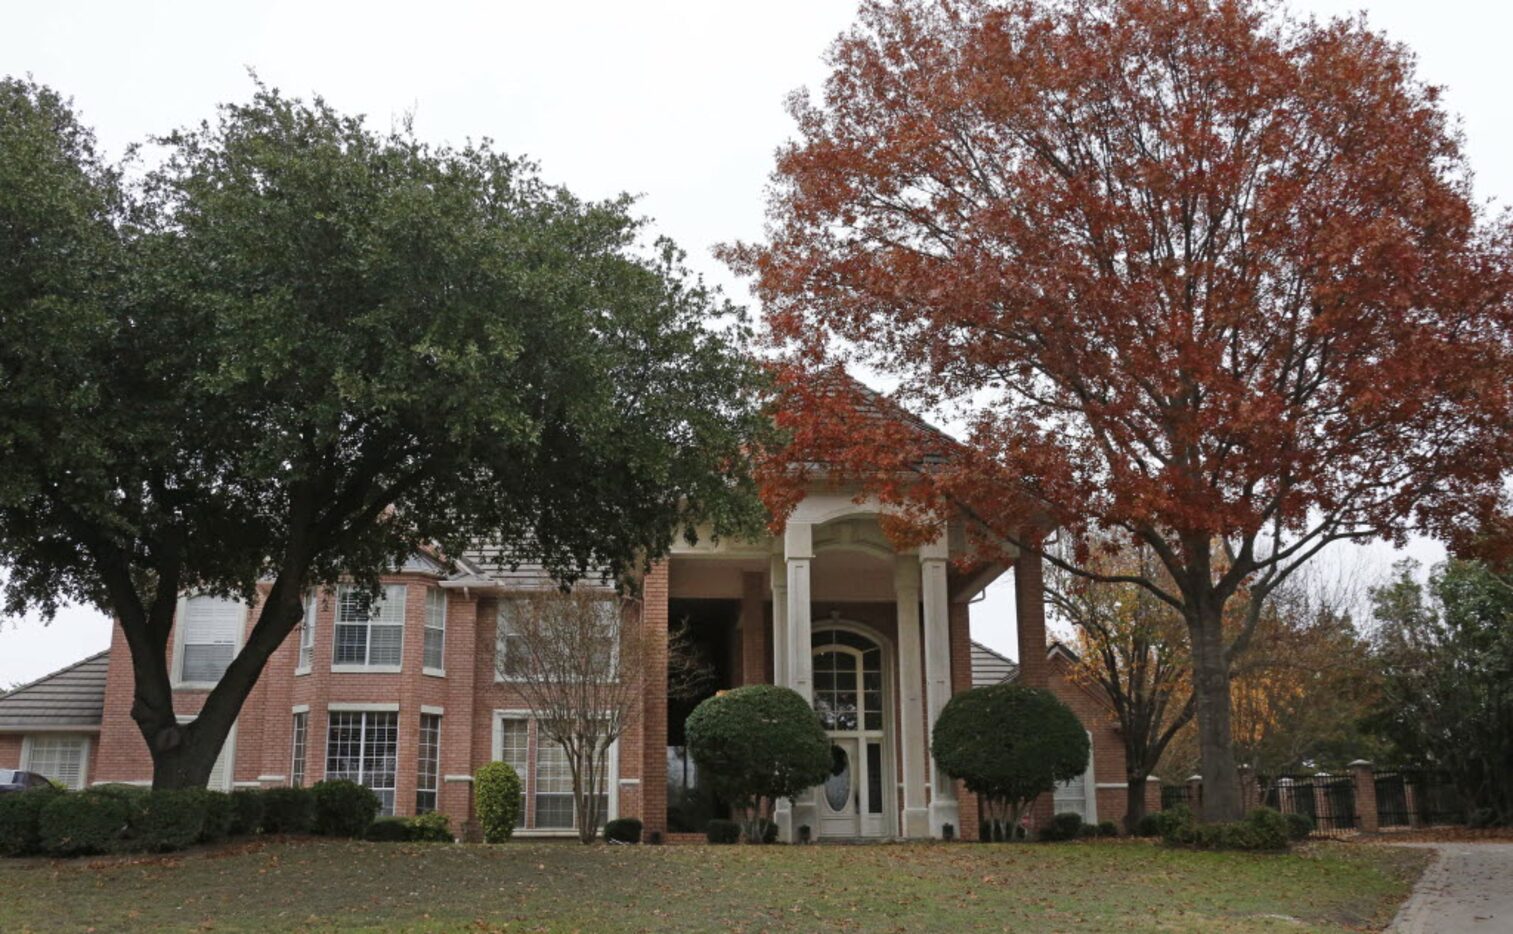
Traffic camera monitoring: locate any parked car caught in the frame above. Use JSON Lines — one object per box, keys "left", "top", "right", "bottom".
{"left": 0, "top": 769, "right": 54, "bottom": 793}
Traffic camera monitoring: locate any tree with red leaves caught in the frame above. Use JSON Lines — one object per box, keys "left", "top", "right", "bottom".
{"left": 725, "top": 0, "right": 1512, "bottom": 820}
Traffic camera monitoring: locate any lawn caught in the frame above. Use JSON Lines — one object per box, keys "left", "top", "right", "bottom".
{"left": 0, "top": 838, "right": 1427, "bottom": 932}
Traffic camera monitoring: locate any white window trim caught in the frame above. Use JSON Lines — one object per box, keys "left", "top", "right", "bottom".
{"left": 324, "top": 708, "right": 400, "bottom": 816}
{"left": 295, "top": 592, "right": 317, "bottom": 676}
{"left": 494, "top": 602, "right": 525, "bottom": 683}
{"left": 291, "top": 704, "right": 310, "bottom": 715}
{"left": 489, "top": 708, "right": 618, "bottom": 837}
{"left": 171, "top": 594, "right": 247, "bottom": 689}
{"left": 423, "top": 588, "right": 447, "bottom": 677}
{"left": 420, "top": 705, "right": 445, "bottom": 716}
{"left": 330, "top": 583, "right": 407, "bottom": 673}
{"left": 20, "top": 735, "right": 90, "bottom": 790}
{"left": 328, "top": 702, "right": 401, "bottom": 713}
{"left": 174, "top": 715, "right": 237, "bottom": 792}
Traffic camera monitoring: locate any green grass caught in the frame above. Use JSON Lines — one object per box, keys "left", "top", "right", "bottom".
{"left": 0, "top": 838, "right": 1428, "bottom": 932}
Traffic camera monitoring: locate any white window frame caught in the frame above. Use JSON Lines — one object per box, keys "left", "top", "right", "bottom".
{"left": 290, "top": 709, "right": 309, "bottom": 787}
{"left": 331, "top": 584, "right": 407, "bottom": 673}
{"left": 295, "top": 592, "right": 317, "bottom": 675}
{"left": 489, "top": 709, "right": 618, "bottom": 837}
{"left": 172, "top": 594, "right": 247, "bottom": 688}
{"left": 20, "top": 734, "right": 91, "bottom": 790}
{"left": 416, "top": 711, "right": 442, "bottom": 814}
{"left": 174, "top": 715, "right": 237, "bottom": 792}
{"left": 1053, "top": 730, "right": 1097, "bottom": 823}
{"left": 324, "top": 707, "right": 400, "bottom": 816}
{"left": 423, "top": 588, "right": 447, "bottom": 676}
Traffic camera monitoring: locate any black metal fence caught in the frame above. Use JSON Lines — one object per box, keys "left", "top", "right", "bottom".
{"left": 1161, "top": 784, "right": 1195, "bottom": 811}
{"left": 1260, "top": 772, "right": 1357, "bottom": 836}
{"left": 1375, "top": 769, "right": 1465, "bottom": 828}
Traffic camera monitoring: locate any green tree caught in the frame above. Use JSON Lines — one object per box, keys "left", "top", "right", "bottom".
{"left": 0, "top": 79, "right": 766, "bottom": 789}
{"left": 931, "top": 684, "right": 1089, "bottom": 842}
{"left": 684, "top": 685, "right": 830, "bottom": 843}
{"left": 1370, "top": 559, "right": 1513, "bottom": 825}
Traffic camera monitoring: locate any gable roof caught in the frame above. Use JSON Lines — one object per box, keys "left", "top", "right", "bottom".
{"left": 0, "top": 651, "right": 108, "bottom": 731}
{"left": 970, "top": 640, "right": 1020, "bottom": 687}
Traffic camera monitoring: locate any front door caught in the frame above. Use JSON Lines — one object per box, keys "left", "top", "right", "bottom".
{"left": 819, "top": 737, "right": 861, "bottom": 837}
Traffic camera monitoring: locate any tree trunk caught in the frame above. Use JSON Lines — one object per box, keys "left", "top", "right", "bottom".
{"left": 1125, "top": 774, "right": 1149, "bottom": 831}
{"left": 1190, "top": 611, "right": 1243, "bottom": 821}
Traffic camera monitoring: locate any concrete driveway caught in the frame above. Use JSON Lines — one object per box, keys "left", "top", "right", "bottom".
{"left": 1389, "top": 843, "right": 1513, "bottom": 932}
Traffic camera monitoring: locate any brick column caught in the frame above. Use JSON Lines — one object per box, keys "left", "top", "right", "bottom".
{"left": 1351, "top": 760, "right": 1378, "bottom": 832}
{"left": 639, "top": 561, "right": 670, "bottom": 836}
{"left": 739, "top": 572, "right": 766, "bottom": 686}
{"left": 1238, "top": 765, "right": 1259, "bottom": 812}
{"left": 1187, "top": 774, "right": 1204, "bottom": 818}
{"left": 1013, "top": 551, "right": 1049, "bottom": 689}
{"left": 1313, "top": 773, "right": 1332, "bottom": 827}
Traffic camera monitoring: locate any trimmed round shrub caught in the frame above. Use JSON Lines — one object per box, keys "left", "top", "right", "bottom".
{"left": 134, "top": 789, "right": 209, "bottom": 852}
{"left": 604, "top": 817, "right": 642, "bottom": 844}
{"left": 1097, "top": 820, "right": 1119, "bottom": 838}
{"left": 1134, "top": 812, "right": 1164, "bottom": 837}
{"left": 685, "top": 685, "right": 830, "bottom": 843}
{"left": 311, "top": 780, "right": 380, "bottom": 837}
{"left": 229, "top": 789, "right": 265, "bottom": 835}
{"left": 1283, "top": 811, "right": 1314, "bottom": 841}
{"left": 1161, "top": 805, "right": 1290, "bottom": 851}
{"left": 39, "top": 791, "right": 133, "bottom": 856}
{"left": 475, "top": 761, "right": 524, "bottom": 844}
{"left": 0, "top": 785, "right": 65, "bottom": 856}
{"left": 364, "top": 817, "right": 412, "bottom": 842}
{"left": 705, "top": 818, "right": 741, "bottom": 844}
{"left": 1039, "top": 811, "right": 1087, "bottom": 842}
{"left": 1242, "top": 808, "right": 1290, "bottom": 850}
{"left": 260, "top": 787, "right": 315, "bottom": 834}
{"left": 408, "top": 811, "right": 453, "bottom": 842}
{"left": 198, "top": 790, "right": 234, "bottom": 843}
{"left": 932, "top": 684, "right": 1089, "bottom": 842}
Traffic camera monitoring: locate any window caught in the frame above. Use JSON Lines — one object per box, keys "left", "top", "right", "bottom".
{"left": 492, "top": 713, "right": 608, "bottom": 832}
{"left": 333, "top": 584, "right": 406, "bottom": 669}
{"left": 1053, "top": 731, "right": 1097, "bottom": 822}
{"left": 495, "top": 602, "right": 528, "bottom": 679}
{"left": 416, "top": 713, "right": 441, "bottom": 813}
{"left": 22, "top": 736, "right": 89, "bottom": 790}
{"left": 176, "top": 595, "right": 244, "bottom": 685}
{"left": 325, "top": 710, "right": 399, "bottom": 815}
{"left": 423, "top": 589, "right": 446, "bottom": 673}
{"left": 290, "top": 711, "right": 308, "bottom": 787}
{"left": 296, "top": 594, "right": 317, "bottom": 673}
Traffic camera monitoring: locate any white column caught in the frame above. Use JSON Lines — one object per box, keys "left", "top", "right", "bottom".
{"left": 894, "top": 556, "right": 930, "bottom": 838}
{"left": 920, "top": 535, "right": 958, "bottom": 837}
{"left": 784, "top": 521, "right": 818, "bottom": 838}
{"left": 784, "top": 522, "right": 814, "bottom": 703}
{"left": 769, "top": 554, "right": 788, "bottom": 688}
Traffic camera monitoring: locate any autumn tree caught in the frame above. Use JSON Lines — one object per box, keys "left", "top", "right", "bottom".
{"left": 1047, "top": 547, "right": 1193, "bottom": 828}
{"left": 725, "top": 0, "right": 1513, "bottom": 819}
{"left": 0, "top": 80, "right": 766, "bottom": 788}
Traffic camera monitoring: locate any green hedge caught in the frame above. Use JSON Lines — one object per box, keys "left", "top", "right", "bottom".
{"left": 134, "top": 789, "right": 208, "bottom": 852}
{"left": 311, "top": 780, "right": 380, "bottom": 837}
{"left": 1038, "top": 811, "right": 1088, "bottom": 842}
{"left": 0, "top": 786, "right": 65, "bottom": 856}
{"left": 39, "top": 791, "right": 134, "bottom": 856}
{"left": 229, "top": 789, "right": 265, "bottom": 835}
{"left": 363, "top": 812, "right": 453, "bottom": 843}
{"left": 475, "top": 762, "right": 523, "bottom": 844}
{"left": 1284, "top": 811, "right": 1314, "bottom": 841}
{"left": 1161, "top": 806, "right": 1291, "bottom": 851}
{"left": 705, "top": 819, "right": 741, "bottom": 844}
{"left": 198, "top": 790, "right": 233, "bottom": 843}
{"left": 604, "top": 817, "right": 642, "bottom": 844}
{"left": 260, "top": 787, "right": 316, "bottom": 834}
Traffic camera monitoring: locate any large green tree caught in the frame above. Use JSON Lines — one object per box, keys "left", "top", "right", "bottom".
{"left": 0, "top": 79, "right": 766, "bottom": 788}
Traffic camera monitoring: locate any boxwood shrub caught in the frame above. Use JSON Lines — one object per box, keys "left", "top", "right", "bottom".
{"left": 1284, "top": 811, "right": 1314, "bottom": 841}
{"left": 408, "top": 811, "right": 453, "bottom": 842}
{"left": 1097, "top": 820, "right": 1119, "bottom": 838}
{"left": 1134, "top": 811, "right": 1164, "bottom": 837}
{"left": 1161, "top": 805, "right": 1290, "bottom": 851}
{"left": 198, "top": 790, "right": 234, "bottom": 843}
{"left": 364, "top": 817, "right": 412, "bottom": 842}
{"left": 39, "top": 791, "right": 133, "bottom": 856}
{"left": 134, "top": 789, "right": 208, "bottom": 852}
{"left": 705, "top": 818, "right": 741, "bottom": 844}
{"left": 229, "top": 789, "right": 265, "bottom": 835}
{"left": 1038, "top": 811, "right": 1088, "bottom": 842}
{"left": 604, "top": 817, "right": 642, "bottom": 844}
{"left": 311, "top": 780, "right": 380, "bottom": 837}
{"left": 260, "top": 787, "right": 315, "bottom": 834}
{"left": 474, "top": 761, "right": 523, "bottom": 844}
{"left": 0, "top": 785, "right": 64, "bottom": 856}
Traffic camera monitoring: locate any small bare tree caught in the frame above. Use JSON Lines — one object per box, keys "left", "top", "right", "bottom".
{"left": 499, "top": 586, "right": 646, "bottom": 844}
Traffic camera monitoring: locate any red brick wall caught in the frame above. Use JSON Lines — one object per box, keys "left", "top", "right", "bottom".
{"left": 638, "top": 561, "right": 669, "bottom": 835}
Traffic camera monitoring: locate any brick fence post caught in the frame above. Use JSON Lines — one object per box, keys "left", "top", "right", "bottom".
{"left": 1238, "top": 765, "right": 1259, "bottom": 812}
{"left": 1186, "top": 774, "right": 1203, "bottom": 819}
{"left": 1350, "top": 760, "right": 1378, "bottom": 833}
{"left": 1313, "top": 772, "right": 1332, "bottom": 827}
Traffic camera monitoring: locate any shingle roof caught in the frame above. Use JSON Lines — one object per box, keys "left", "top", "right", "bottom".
{"left": 970, "top": 640, "right": 1020, "bottom": 687}
{"left": 451, "top": 544, "right": 615, "bottom": 592}
{"left": 0, "top": 651, "right": 108, "bottom": 730}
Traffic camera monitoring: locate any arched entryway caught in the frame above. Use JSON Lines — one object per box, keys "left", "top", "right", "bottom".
{"left": 812, "top": 626, "right": 894, "bottom": 838}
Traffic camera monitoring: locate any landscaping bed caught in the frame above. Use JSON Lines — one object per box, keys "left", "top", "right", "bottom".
{"left": 0, "top": 837, "right": 1429, "bottom": 932}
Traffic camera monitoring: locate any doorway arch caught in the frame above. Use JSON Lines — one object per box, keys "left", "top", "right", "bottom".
{"left": 811, "top": 624, "right": 896, "bottom": 838}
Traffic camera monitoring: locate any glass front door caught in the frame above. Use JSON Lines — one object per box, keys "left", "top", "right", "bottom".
{"left": 813, "top": 628, "right": 890, "bottom": 837}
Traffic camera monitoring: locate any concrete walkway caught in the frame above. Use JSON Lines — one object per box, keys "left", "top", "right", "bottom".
{"left": 1388, "top": 843, "right": 1513, "bottom": 932}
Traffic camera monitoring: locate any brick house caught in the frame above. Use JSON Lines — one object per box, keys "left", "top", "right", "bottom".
{"left": 1, "top": 395, "right": 1158, "bottom": 840}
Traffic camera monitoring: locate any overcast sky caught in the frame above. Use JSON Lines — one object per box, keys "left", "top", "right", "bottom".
{"left": 1, "top": 1, "right": 1506, "bottom": 685}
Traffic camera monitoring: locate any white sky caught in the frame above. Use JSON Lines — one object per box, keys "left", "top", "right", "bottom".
{"left": 0, "top": 1, "right": 1505, "bottom": 685}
